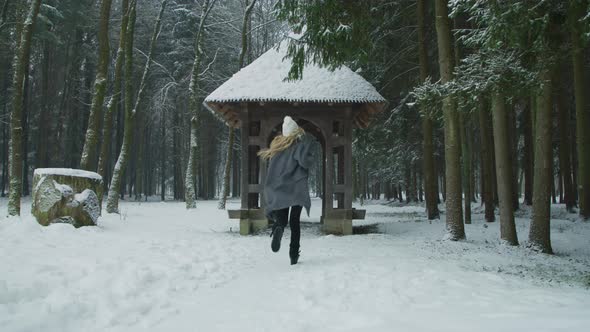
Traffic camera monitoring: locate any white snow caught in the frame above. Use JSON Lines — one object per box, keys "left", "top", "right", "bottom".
{"left": 1, "top": 197, "right": 589, "bottom": 332}
{"left": 34, "top": 168, "right": 103, "bottom": 181}
{"left": 204, "top": 42, "right": 387, "bottom": 105}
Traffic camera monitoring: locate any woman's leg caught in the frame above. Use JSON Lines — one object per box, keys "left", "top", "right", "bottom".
{"left": 274, "top": 208, "right": 289, "bottom": 228}
{"left": 289, "top": 206, "right": 303, "bottom": 250}
{"left": 271, "top": 207, "right": 289, "bottom": 253}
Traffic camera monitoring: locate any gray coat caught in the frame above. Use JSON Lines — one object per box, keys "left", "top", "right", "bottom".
{"left": 264, "top": 134, "right": 315, "bottom": 218}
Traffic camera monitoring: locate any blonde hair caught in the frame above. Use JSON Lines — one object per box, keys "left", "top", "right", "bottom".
{"left": 258, "top": 127, "right": 305, "bottom": 160}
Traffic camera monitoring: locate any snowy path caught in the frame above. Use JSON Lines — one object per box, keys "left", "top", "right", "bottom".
{"left": 1, "top": 198, "right": 589, "bottom": 332}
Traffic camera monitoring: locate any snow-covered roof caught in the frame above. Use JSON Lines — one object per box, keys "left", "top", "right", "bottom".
{"left": 204, "top": 44, "right": 386, "bottom": 105}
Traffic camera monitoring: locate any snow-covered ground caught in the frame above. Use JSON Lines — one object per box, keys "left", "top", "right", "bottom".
{"left": 1, "top": 197, "right": 589, "bottom": 332}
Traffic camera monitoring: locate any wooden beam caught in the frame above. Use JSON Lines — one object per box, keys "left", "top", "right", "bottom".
{"left": 343, "top": 106, "right": 353, "bottom": 209}
{"left": 240, "top": 105, "right": 249, "bottom": 209}
{"left": 219, "top": 104, "right": 232, "bottom": 115}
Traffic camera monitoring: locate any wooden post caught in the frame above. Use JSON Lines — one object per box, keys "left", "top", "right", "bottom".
{"left": 240, "top": 104, "right": 249, "bottom": 209}
{"left": 259, "top": 118, "right": 269, "bottom": 210}
{"left": 322, "top": 110, "right": 353, "bottom": 235}
{"left": 321, "top": 141, "right": 326, "bottom": 223}
{"left": 344, "top": 107, "right": 353, "bottom": 209}
{"left": 239, "top": 104, "right": 250, "bottom": 234}
{"left": 324, "top": 122, "right": 334, "bottom": 214}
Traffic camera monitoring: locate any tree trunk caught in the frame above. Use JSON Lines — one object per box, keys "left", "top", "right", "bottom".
{"left": 115, "top": 87, "right": 124, "bottom": 196}
{"left": 80, "top": 0, "right": 113, "bottom": 170}
{"left": 185, "top": 0, "right": 216, "bottom": 208}
{"left": 54, "top": 32, "right": 77, "bottom": 166}
{"left": 418, "top": 0, "right": 439, "bottom": 219}
{"left": 37, "top": 41, "right": 51, "bottom": 169}
{"left": 173, "top": 96, "right": 181, "bottom": 200}
{"left": 21, "top": 66, "right": 30, "bottom": 196}
{"left": 572, "top": 141, "right": 578, "bottom": 202}
{"left": 106, "top": 1, "right": 136, "bottom": 213}
{"left": 479, "top": 99, "right": 495, "bottom": 222}
{"left": 507, "top": 103, "right": 519, "bottom": 210}
{"left": 551, "top": 166, "right": 557, "bottom": 204}
{"left": 522, "top": 99, "right": 533, "bottom": 205}
{"left": 411, "top": 166, "right": 418, "bottom": 202}
{"left": 491, "top": 133, "right": 498, "bottom": 206}
{"left": 1, "top": 99, "right": 7, "bottom": 196}
{"left": 0, "top": 21, "right": 10, "bottom": 196}
{"left": 160, "top": 109, "right": 166, "bottom": 201}
{"left": 219, "top": 0, "right": 257, "bottom": 209}
{"left": 491, "top": 92, "right": 518, "bottom": 245}
{"left": 558, "top": 169, "right": 563, "bottom": 203}
{"left": 570, "top": 1, "right": 589, "bottom": 218}
{"left": 106, "top": 0, "right": 166, "bottom": 212}
{"left": 98, "top": 0, "right": 130, "bottom": 178}
{"left": 134, "top": 114, "right": 145, "bottom": 200}
{"left": 405, "top": 166, "right": 412, "bottom": 203}
{"left": 435, "top": 0, "right": 464, "bottom": 240}
{"left": 479, "top": 147, "right": 484, "bottom": 205}
{"left": 454, "top": 14, "right": 470, "bottom": 225}
{"left": 219, "top": 127, "right": 234, "bottom": 209}
{"left": 418, "top": 171, "right": 424, "bottom": 202}
{"left": 474, "top": 140, "right": 478, "bottom": 203}
{"left": 7, "top": 0, "right": 42, "bottom": 216}
{"left": 529, "top": 69, "right": 553, "bottom": 254}
{"left": 556, "top": 67, "right": 575, "bottom": 212}
{"left": 460, "top": 114, "right": 472, "bottom": 224}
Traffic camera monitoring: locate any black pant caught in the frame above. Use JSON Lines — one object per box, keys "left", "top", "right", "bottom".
{"left": 274, "top": 206, "right": 302, "bottom": 249}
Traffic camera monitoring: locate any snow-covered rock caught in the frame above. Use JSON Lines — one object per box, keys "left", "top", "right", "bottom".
{"left": 31, "top": 168, "right": 103, "bottom": 227}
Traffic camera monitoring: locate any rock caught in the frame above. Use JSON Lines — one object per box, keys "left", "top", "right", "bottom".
{"left": 32, "top": 168, "right": 103, "bottom": 227}
{"left": 67, "top": 190, "right": 101, "bottom": 226}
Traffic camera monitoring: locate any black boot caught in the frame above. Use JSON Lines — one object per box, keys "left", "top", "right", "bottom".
{"left": 270, "top": 223, "right": 284, "bottom": 252}
{"left": 289, "top": 246, "right": 300, "bottom": 265}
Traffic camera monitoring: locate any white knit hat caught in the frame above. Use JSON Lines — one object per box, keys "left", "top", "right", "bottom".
{"left": 282, "top": 116, "right": 299, "bottom": 137}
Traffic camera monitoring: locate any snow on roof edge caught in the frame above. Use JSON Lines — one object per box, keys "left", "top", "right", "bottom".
{"left": 204, "top": 96, "right": 386, "bottom": 104}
